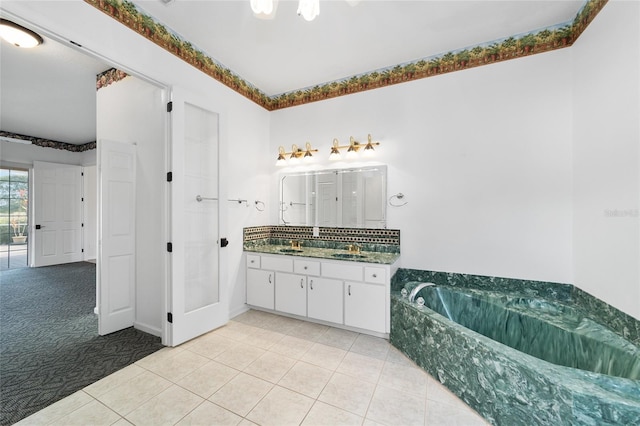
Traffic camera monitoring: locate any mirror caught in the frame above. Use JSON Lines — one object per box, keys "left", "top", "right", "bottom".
{"left": 279, "top": 166, "right": 387, "bottom": 228}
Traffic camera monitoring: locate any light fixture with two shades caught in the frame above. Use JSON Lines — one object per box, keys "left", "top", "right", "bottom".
{"left": 250, "top": 0, "right": 320, "bottom": 21}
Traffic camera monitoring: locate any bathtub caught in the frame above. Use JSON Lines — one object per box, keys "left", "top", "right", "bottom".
{"left": 390, "top": 277, "right": 640, "bottom": 425}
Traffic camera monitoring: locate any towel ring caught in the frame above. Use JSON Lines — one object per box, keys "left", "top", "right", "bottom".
{"left": 389, "top": 193, "right": 408, "bottom": 207}
{"left": 254, "top": 200, "right": 265, "bottom": 212}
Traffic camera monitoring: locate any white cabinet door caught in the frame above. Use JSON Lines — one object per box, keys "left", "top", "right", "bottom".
{"left": 308, "top": 277, "right": 343, "bottom": 324}
{"left": 247, "top": 268, "right": 274, "bottom": 309}
{"left": 344, "top": 281, "right": 386, "bottom": 333}
{"left": 275, "top": 272, "right": 307, "bottom": 317}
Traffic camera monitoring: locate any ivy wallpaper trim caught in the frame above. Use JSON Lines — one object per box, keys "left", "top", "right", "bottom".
{"left": 86, "top": 0, "right": 606, "bottom": 111}
{"left": 0, "top": 131, "right": 96, "bottom": 152}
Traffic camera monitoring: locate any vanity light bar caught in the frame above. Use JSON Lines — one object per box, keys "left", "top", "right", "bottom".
{"left": 276, "top": 142, "right": 318, "bottom": 166}
{"left": 329, "top": 134, "right": 380, "bottom": 160}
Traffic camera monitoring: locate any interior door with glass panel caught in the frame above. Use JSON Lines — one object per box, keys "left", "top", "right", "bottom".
{"left": 168, "top": 88, "right": 227, "bottom": 346}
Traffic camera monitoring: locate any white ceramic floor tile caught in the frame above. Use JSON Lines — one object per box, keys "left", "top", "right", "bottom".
{"left": 366, "top": 384, "right": 426, "bottom": 426}
{"left": 176, "top": 400, "right": 243, "bottom": 426}
{"left": 214, "top": 342, "right": 267, "bottom": 370}
{"left": 278, "top": 360, "right": 333, "bottom": 399}
{"left": 350, "top": 334, "right": 390, "bottom": 360}
{"left": 95, "top": 370, "right": 172, "bottom": 416}
{"left": 50, "top": 400, "right": 121, "bottom": 426}
{"left": 269, "top": 335, "right": 315, "bottom": 359}
{"left": 186, "top": 333, "right": 239, "bottom": 359}
{"left": 134, "top": 346, "right": 185, "bottom": 371}
{"left": 300, "top": 343, "right": 347, "bottom": 370}
{"left": 286, "top": 321, "right": 330, "bottom": 341}
{"left": 209, "top": 372, "right": 273, "bottom": 417}
{"left": 385, "top": 346, "right": 417, "bottom": 367}
{"left": 336, "top": 351, "right": 384, "bottom": 383}
{"left": 176, "top": 359, "right": 239, "bottom": 398}
{"left": 318, "top": 372, "right": 376, "bottom": 417}
{"left": 301, "top": 401, "right": 363, "bottom": 426}
{"left": 213, "top": 321, "right": 259, "bottom": 341}
{"left": 141, "top": 349, "right": 210, "bottom": 382}
{"left": 84, "top": 364, "right": 146, "bottom": 398}
{"left": 15, "top": 391, "right": 93, "bottom": 426}
{"left": 243, "top": 351, "right": 296, "bottom": 383}
{"left": 125, "top": 385, "right": 203, "bottom": 426}
{"left": 315, "top": 327, "right": 358, "bottom": 350}
{"left": 246, "top": 385, "right": 314, "bottom": 426}
{"left": 378, "top": 360, "right": 428, "bottom": 396}
{"left": 425, "top": 399, "right": 489, "bottom": 426}
{"left": 239, "top": 327, "right": 286, "bottom": 350}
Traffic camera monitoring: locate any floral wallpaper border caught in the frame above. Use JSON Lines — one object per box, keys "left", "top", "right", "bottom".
{"left": 87, "top": 0, "right": 606, "bottom": 111}
{"left": 96, "top": 67, "right": 130, "bottom": 90}
{"left": 0, "top": 131, "right": 96, "bottom": 152}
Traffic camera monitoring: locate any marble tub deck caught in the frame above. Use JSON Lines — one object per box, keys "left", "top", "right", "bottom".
{"left": 390, "top": 269, "right": 640, "bottom": 426}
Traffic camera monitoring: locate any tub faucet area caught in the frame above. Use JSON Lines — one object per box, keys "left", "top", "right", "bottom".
{"left": 408, "top": 282, "right": 435, "bottom": 303}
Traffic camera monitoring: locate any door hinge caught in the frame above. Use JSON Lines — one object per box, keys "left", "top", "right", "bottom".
{"left": 167, "top": 242, "right": 173, "bottom": 252}
{"left": 167, "top": 101, "right": 173, "bottom": 112}
{"left": 81, "top": 172, "right": 84, "bottom": 176}
{"left": 81, "top": 197, "right": 84, "bottom": 202}
{"left": 81, "top": 223, "right": 84, "bottom": 227}
{"left": 167, "top": 312, "right": 173, "bottom": 323}
{"left": 82, "top": 249, "right": 84, "bottom": 253}
{"left": 166, "top": 172, "right": 173, "bottom": 182}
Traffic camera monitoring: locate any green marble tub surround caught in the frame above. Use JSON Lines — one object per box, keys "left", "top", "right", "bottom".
{"left": 392, "top": 268, "right": 638, "bottom": 347}
{"left": 391, "top": 269, "right": 640, "bottom": 425}
{"left": 403, "top": 284, "right": 640, "bottom": 380}
{"left": 243, "top": 225, "right": 400, "bottom": 264}
{"left": 390, "top": 293, "right": 640, "bottom": 425}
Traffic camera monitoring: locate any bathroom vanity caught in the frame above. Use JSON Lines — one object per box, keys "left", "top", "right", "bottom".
{"left": 245, "top": 250, "right": 398, "bottom": 337}
{"left": 243, "top": 225, "right": 400, "bottom": 337}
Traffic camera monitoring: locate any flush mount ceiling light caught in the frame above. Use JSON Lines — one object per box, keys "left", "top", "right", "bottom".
{"left": 250, "top": 0, "right": 318, "bottom": 21}
{"left": 0, "top": 19, "right": 43, "bottom": 48}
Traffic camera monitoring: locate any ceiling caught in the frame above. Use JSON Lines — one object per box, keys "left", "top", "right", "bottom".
{"left": 0, "top": 0, "right": 586, "bottom": 146}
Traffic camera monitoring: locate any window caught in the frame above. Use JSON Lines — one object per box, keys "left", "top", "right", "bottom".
{"left": 0, "top": 168, "right": 29, "bottom": 270}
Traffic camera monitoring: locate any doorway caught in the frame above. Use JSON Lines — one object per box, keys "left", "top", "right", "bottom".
{"left": 0, "top": 167, "right": 29, "bottom": 270}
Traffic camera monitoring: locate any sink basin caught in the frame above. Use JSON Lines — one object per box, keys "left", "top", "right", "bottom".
{"left": 280, "top": 248, "right": 303, "bottom": 254}
{"left": 332, "top": 253, "right": 367, "bottom": 259}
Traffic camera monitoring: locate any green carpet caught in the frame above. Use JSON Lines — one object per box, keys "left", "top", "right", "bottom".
{"left": 0, "top": 262, "right": 164, "bottom": 425}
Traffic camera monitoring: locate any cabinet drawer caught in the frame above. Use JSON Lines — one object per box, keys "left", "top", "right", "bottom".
{"left": 364, "top": 266, "right": 386, "bottom": 284}
{"left": 261, "top": 255, "right": 294, "bottom": 272}
{"left": 247, "top": 254, "right": 261, "bottom": 269}
{"left": 294, "top": 259, "right": 320, "bottom": 276}
{"left": 321, "top": 262, "right": 363, "bottom": 281}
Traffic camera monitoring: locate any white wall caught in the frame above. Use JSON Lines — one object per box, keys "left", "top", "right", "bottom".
{"left": 97, "top": 76, "right": 166, "bottom": 335}
{"left": 572, "top": 0, "right": 640, "bottom": 319}
{"left": 271, "top": 49, "right": 574, "bottom": 284}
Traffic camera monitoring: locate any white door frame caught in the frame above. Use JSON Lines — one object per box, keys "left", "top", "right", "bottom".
{"left": 2, "top": 10, "right": 172, "bottom": 343}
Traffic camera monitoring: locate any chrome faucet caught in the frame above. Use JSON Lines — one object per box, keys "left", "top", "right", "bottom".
{"left": 409, "top": 282, "right": 435, "bottom": 303}
{"left": 290, "top": 240, "right": 302, "bottom": 250}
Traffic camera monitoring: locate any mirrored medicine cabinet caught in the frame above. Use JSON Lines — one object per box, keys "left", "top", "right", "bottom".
{"left": 279, "top": 166, "right": 387, "bottom": 228}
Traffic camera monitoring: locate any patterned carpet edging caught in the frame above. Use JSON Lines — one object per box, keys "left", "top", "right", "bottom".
{"left": 0, "top": 262, "right": 164, "bottom": 425}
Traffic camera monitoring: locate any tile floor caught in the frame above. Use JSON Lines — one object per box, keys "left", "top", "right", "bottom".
{"left": 16, "top": 310, "right": 488, "bottom": 426}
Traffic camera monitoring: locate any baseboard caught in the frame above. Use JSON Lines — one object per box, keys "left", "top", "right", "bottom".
{"left": 229, "top": 304, "right": 250, "bottom": 320}
{"left": 134, "top": 321, "right": 162, "bottom": 338}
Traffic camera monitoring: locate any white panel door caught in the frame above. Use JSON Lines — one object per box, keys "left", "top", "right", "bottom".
{"left": 98, "top": 140, "right": 136, "bottom": 336}
{"left": 168, "top": 88, "right": 228, "bottom": 346}
{"left": 32, "top": 161, "right": 83, "bottom": 267}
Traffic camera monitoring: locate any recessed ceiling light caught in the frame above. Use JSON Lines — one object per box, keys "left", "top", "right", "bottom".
{"left": 0, "top": 19, "right": 43, "bottom": 48}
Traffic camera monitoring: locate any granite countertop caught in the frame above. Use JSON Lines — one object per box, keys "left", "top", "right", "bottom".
{"left": 244, "top": 244, "right": 400, "bottom": 265}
